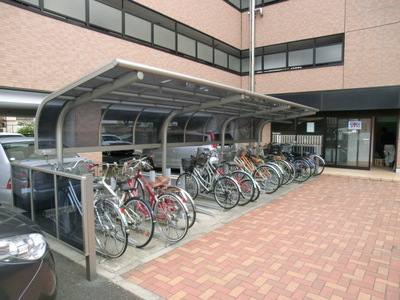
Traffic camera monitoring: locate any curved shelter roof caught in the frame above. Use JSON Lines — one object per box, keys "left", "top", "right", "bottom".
{"left": 34, "top": 59, "right": 317, "bottom": 169}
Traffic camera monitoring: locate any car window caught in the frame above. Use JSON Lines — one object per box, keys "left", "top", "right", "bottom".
{"left": 167, "top": 133, "right": 209, "bottom": 143}
{"left": 3, "top": 141, "right": 75, "bottom": 160}
{"left": 103, "top": 135, "right": 121, "bottom": 141}
{"left": 214, "top": 133, "right": 234, "bottom": 141}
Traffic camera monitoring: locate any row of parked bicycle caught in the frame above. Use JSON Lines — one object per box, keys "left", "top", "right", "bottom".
{"left": 176, "top": 143, "right": 325, "bottom": 206}
{"left": 54, "top": 157, "right": 195, "bottom": 259}
{"left": 57, "top": 142, "right": 325, "bottom": 260}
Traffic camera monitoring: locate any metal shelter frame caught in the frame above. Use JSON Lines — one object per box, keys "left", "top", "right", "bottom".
{"left": 34, "top": 58, "right": 318, "bottom": 173}
{"left": 30, "top": 59, "right": 318, "bottom": 279}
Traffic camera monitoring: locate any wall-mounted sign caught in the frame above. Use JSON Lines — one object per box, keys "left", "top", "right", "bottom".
{"left": 306, "top": 122, "right": 315, "bottom": 133}
{"left": 348, "top": 121, "right": 362, "bottom": 130}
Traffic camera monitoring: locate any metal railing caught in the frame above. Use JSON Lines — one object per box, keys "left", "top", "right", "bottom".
{"left": 10, "top": 162, "right": 96, "bottom": 280}
{"left": 272, "top": 134, "right": 323, "bottom": 155}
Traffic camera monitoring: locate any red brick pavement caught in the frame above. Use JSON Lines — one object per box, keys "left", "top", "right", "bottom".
{"left": 122, "top": 176, "right": 400, "bottom": 299}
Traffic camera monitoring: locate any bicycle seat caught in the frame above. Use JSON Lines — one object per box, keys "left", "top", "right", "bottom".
{"left": 120, "top": 184, "right": 136, "bottom": 191}
{"left": 251, "top": 157, "right": 262, "bottom": 164}
{"left": 149, "top": 176, "right": 170, "bottom": 189}
{"left": 93, "top": 183, "right": 104, "bottom": 190}
{"left": 225, "top": 161, "right": 245, "bottom": 168}
{"left": 155, "top": 176, "right": 170, "bottom": 184}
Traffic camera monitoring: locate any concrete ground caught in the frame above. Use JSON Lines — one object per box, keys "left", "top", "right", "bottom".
{"left": 50, "top": 166, "right": 400, "bottom": 299}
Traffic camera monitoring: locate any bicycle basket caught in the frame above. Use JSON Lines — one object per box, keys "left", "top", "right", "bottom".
{"left": 196, "top": 148, "right": 209, "bottom": 166}
{"left": 182, "top": 157, "right": 195, "bottom": 172}
{"left": 225, "top": 150, "right": 236, "bottom": 162}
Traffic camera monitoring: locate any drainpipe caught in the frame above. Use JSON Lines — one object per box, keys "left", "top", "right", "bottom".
{"left": 249, "top": 1, "right": 263, "bottom": 92}
{"left": 160, "top": 111, "right": 179, "bottom": 176}
{"left": 249, "top": 0, "right": 255, "bottom": 92}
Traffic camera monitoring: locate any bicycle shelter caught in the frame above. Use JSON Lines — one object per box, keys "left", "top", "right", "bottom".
{"left": 34, "top": 59, "right": 317, "bottom": 169}
{"left": 28, "top": 58, "right": 318, "bottom": 279}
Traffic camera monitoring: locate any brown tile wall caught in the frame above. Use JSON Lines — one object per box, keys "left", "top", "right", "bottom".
{"left": 134, "top": 0, "right": 243, "bottom": 48}
{"left": 0, "top": 1, "right": 398, "bottom": 95}
{"left": 241, "top": 0, "right": 346, "bottom": 47}
{"left": 0, "top": 2, "right": 240, "bottom": 92}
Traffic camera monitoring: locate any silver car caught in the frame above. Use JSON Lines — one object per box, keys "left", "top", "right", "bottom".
{"left": 0, "top": 137, "right": 81, "bottom": 210}
{"left": 142, "top": 132, "right": 235, "bottom": 169}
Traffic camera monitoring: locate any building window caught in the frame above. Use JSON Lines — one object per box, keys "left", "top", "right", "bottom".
{"left": 10, "top": 0, "right": 343, "bottom": 76}
{"left": 264, "top": 52, "right": 286, "bottom": 70}
{"left": 89, "top": 0, "right": 122, "bottom": 33}
{"left": 125, "top": 15, "right": 152, "bottom": 43}
{"left": 20, "top": 0, "right": 39, "bottom": 5}
{"left": 215, "top": 49, "right": 228, "bottom": 68}
{"left": 178, "top": 34, "right": 196, "bottom": 57}
{"left": 197, "top": 42, "right": 213, "bottom": 63}
{"left": 289, "top": 48, "right": 313, "bottom": 67}
{"left": 154, "top": 25, "right": 175, "bottom": 51}
{"left": 44, "top": 0, "right": 85, "bottom": 21}
{"left": 316, "top": 44, "right": 342, "bottom": 64}
{"left": 229, "top": 55, "right": 241, "bottom": 73}
{"left": 255, "top": 34, "right": 344, "bottom": 73}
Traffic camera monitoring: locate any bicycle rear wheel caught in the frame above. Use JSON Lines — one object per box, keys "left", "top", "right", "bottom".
{"left": 123, "top": 197, "right": 155, "bottom": 248}
{"left": 94, "top": 199, "right": 128, "bottom": 258}
{"left": 153, "top": 193, "right": 189, "bottom": 243}
{"left": 213, "top": 176, "right": 240, "bottom": 209}
{"left": 176, "top": 172, "right": 199, "bottom": 199}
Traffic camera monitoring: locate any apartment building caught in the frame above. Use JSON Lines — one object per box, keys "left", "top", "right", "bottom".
{"left": 0, "top": 0, "right": 399, "bottom": 170}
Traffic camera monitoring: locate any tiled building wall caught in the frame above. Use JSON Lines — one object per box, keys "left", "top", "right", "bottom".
{"left": 0, "top": 1, "right": 398, "bottom": 95}
{"left": 0, "top": 2, "right": 240, "bottom": 93}
{"left": 134, "top": 0, "right": 243, "bottom": 49}
{"left": 250, "top": 0, "right": 400, "bottom": 94}
{"left": 241, "top": 0, "right": 346, "bottom": 47}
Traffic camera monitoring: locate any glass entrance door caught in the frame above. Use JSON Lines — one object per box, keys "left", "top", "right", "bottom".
{"left": 325, "top": 117, "right": 371, "bottom": 168}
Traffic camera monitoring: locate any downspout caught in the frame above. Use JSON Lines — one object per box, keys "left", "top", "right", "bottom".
{"left": 249, "top": 0, "right": 255, "bottom": 92}
{"left": 249, "top": 1, "right": 263, "bottom": 92}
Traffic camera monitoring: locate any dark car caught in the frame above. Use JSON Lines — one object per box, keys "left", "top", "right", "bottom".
{"left": 101, "top": 134, "right": 133, "bottom": 156}
{"left": 0, "top": 206, "right": 57, "bottom": 299}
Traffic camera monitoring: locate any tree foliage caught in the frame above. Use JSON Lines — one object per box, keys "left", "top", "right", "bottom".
{"left": 17, "top": 120, "right": 35, "bottom": 137}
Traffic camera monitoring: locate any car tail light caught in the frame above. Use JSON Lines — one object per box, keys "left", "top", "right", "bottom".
{"left": 20, "top": 171, "right": 30, "bottom": 188}
{"left": 6, "top": 178, "right": 12, "bottom": 190}
{"left": 206, "top": 132, "right": 217, "bottom": 148}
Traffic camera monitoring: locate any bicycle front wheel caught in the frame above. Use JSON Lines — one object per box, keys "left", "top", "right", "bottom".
{"left": 310, "top": 154, "right": 325, "bottom": 176}
{"left": 153, "top": 193, "right": 189, "bottom": 243}
{"left": 123, "top": 197, "right": 155, "bottom": 248}
{"left": 94, "top": 199, "right": 128, "bottom": 258}
{"left": 213, "top": 176, "right": 240, "bottom": 209}
{"left": 253, "top": 165, "right": 280, "bottom": 194}
{"left": 164, "top": 186, "right": 197, "bottom": 228}
{"left": 293, "top": 159, "right": 312, "bottom": 182}
{"left": 231, "top": 170, "right": 256, "bottom": 205}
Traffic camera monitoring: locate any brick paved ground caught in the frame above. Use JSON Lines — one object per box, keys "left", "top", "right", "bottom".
{"left": 122, "top": 176, "right": 400, "bottom": 299}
